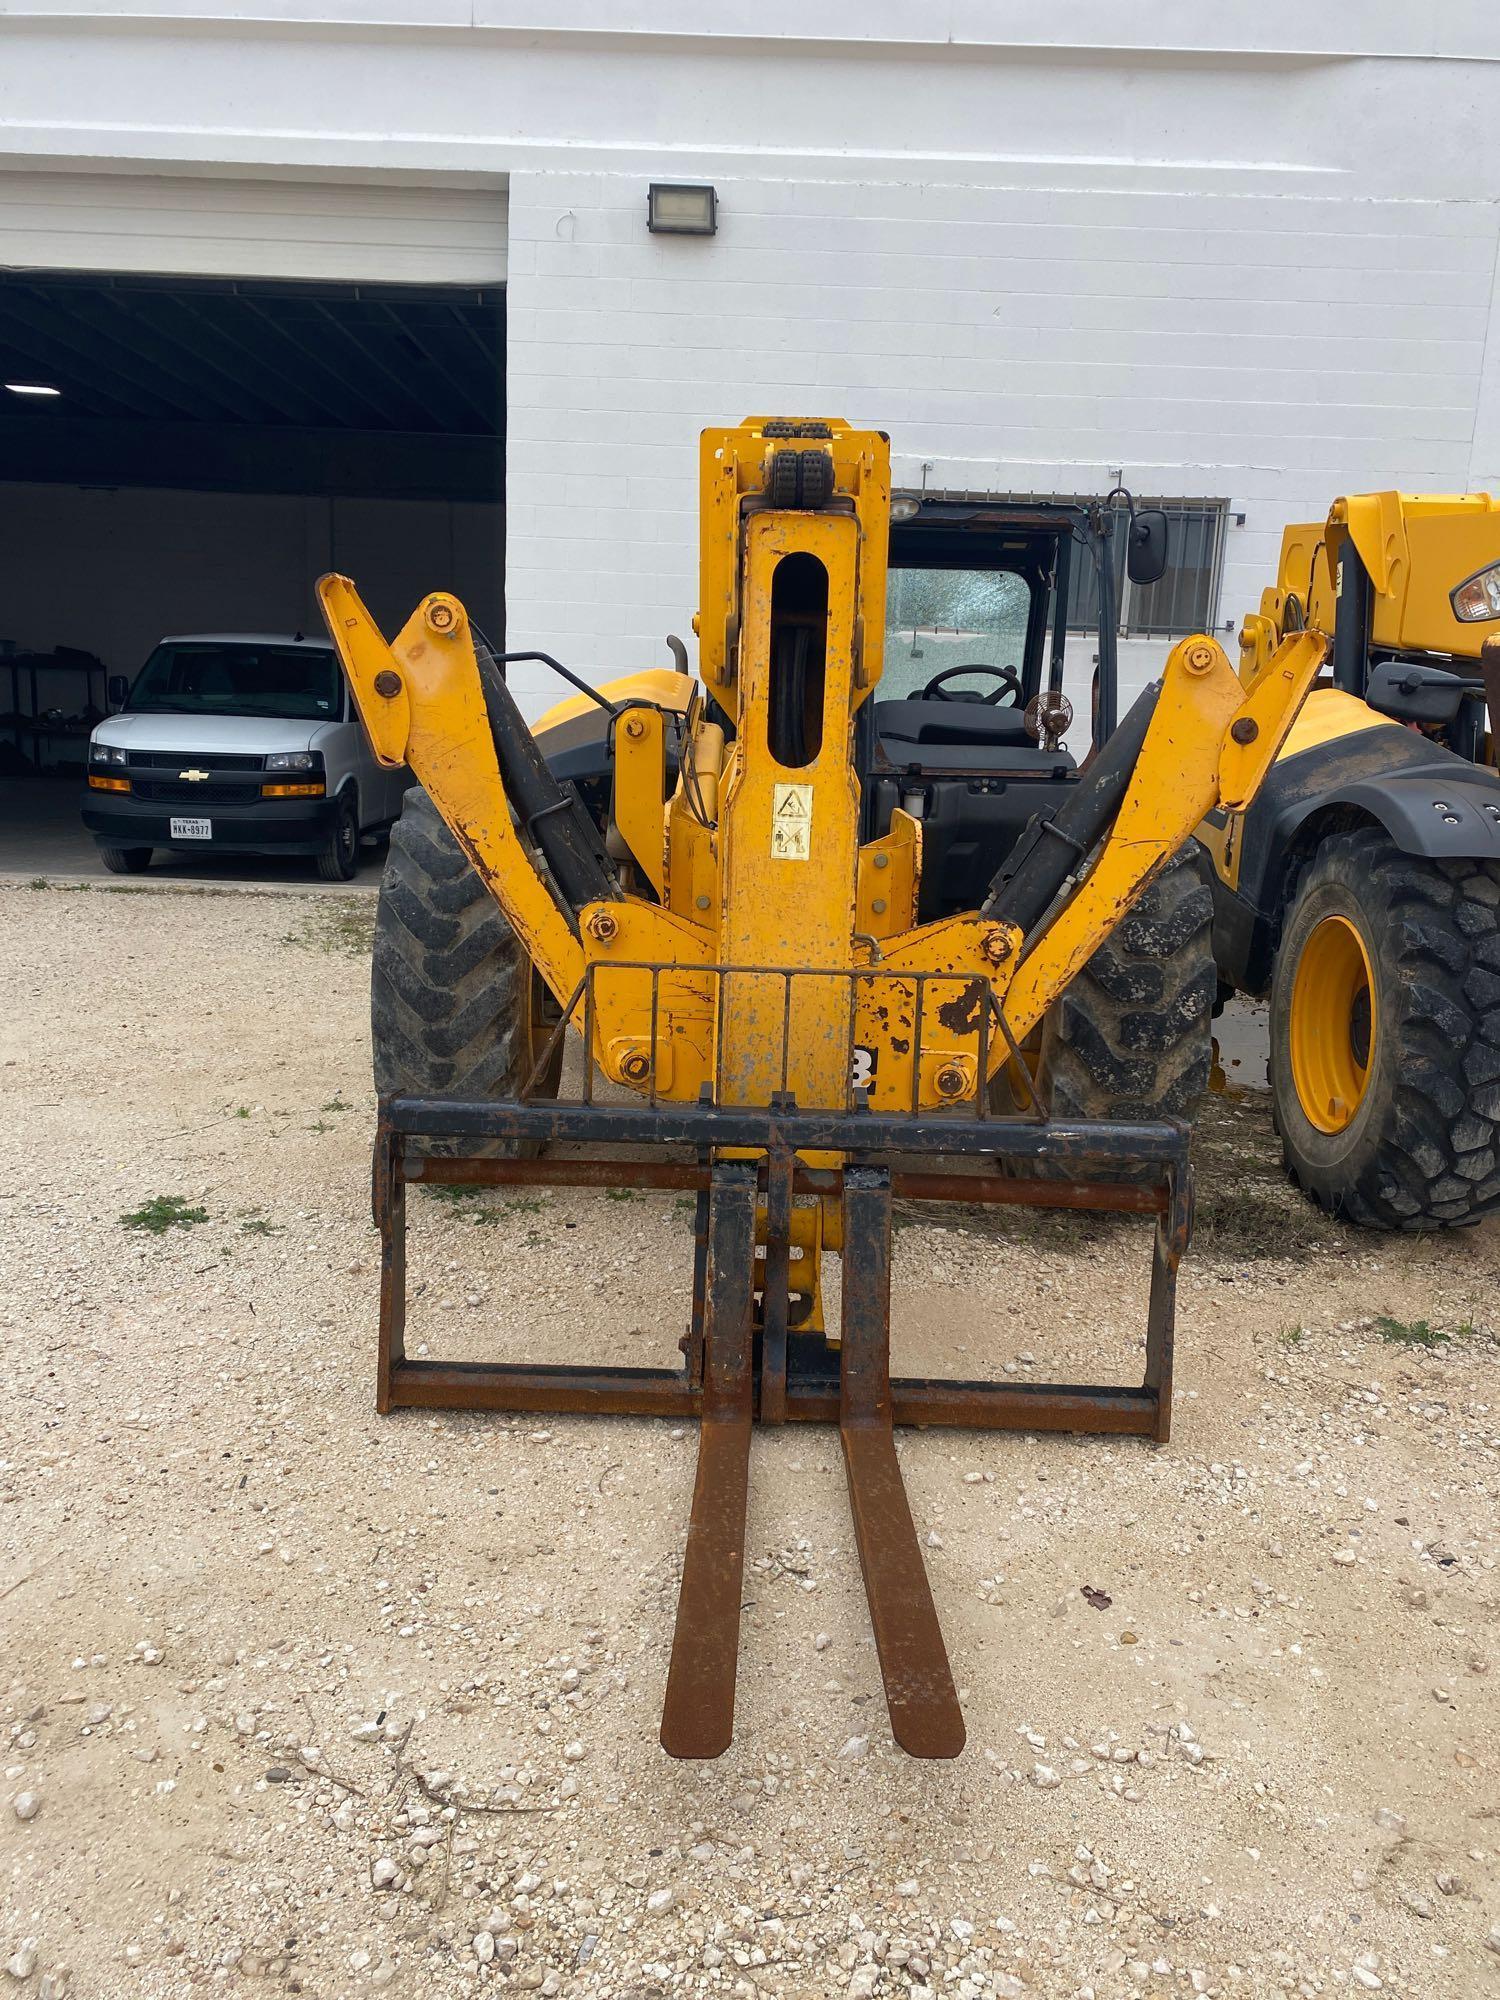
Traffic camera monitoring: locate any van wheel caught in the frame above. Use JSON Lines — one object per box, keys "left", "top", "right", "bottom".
{"left": 1270, "top": 829, "right": 1500, "bottom": 1228}
{"left": 371, "top": 786, "right": 563, "bottom": 1158}
{"left": 317, "top": 792, "right": 359, "bottom": 882}
{"left": 99, "top": 845, "right": 152, "bottom": 874}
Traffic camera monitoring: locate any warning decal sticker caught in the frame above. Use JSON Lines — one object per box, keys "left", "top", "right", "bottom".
{"left": 771, "top": 782, "right": 813, "bottom": 860}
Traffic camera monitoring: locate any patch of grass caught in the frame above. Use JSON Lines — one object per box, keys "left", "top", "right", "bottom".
{"left": 320, "top": 1093, "right": 352, "bottom": 1113}
{"left": 1278, "top": 1325, "right": 1304, "bottom": 1349}
{"left": 28, "top": 878, "right": 48, "bottom": 891}
{"left": 120, "top": 1194, "right": 211, "bottom": 1234}
{"left": 234, "top": 1105, "right": 252, "bottom": 1120}
{"left": 471, "top": 1195, "right": 548, "bottom": 1225}
{"left": 1191, "top": 1094, "right": 1337, "bottom": 1261}
{"left": 422, "top": 1183, "right": 475, "bottom": 1204}
{"left": 1373, "top": 1314, "right": 1449, "bottom": 1349}
{"left": 605, "top": 1186, "right": 638, "bottom": 1202}
{"left": 305, "top": 1118, "right": 332, "bottom": 1134}
{"left": 283, "top": 897, "right": 375, "bottom": 957}
{"left": 240, "top": 1216, "right": 284, "bottom": 1237}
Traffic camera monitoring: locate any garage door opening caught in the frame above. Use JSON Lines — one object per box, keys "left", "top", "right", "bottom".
{"left": 0, "top": 265, "right": 505, "bottom": 882}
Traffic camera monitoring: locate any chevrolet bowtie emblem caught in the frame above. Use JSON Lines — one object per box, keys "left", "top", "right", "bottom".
{"left": 179, "top": 768, "right": 211, "bottom": 782}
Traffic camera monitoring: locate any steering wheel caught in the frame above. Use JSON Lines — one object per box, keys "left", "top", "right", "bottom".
{"left": 918, "top": 663, "right": 1022, "bottom": 705}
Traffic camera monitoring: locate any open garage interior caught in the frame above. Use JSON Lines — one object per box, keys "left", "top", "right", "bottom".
{"left": 0, "top": 176, "right": 507, "bottom": 880}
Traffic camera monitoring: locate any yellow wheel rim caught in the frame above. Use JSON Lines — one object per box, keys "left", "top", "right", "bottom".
{"left": 1289, "top": 913, "right": 1377, "bottom": 1134}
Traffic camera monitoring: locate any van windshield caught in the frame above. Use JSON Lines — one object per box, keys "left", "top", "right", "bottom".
{"left": 126, "top": 643, "right": 342, "bottom": 722}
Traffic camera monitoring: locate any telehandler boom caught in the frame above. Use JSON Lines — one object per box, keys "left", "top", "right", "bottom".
{"left": 319, "top": 419, "right": 1321, "bottom": 1759}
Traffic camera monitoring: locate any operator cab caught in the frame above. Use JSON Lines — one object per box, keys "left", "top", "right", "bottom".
{"left": 862, "top": 495, "right": 1167, "bottom": 918}
{"left": 864, "top": 500, "right": 1081, "bottom": 917}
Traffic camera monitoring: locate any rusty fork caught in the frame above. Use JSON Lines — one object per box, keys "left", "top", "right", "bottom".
{"left": 660, "top": 1161, "right": 758, "bottom": 1758}
{"left": 662, "top": 1157, "right": 964, "bottom": 1760}
{"left": 839, "top": 1165, "right": 965, "bottom": 1757}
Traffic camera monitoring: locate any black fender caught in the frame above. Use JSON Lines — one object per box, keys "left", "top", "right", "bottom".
{"left": 1210, "top": 719, "right": 1500, "bottom": 995}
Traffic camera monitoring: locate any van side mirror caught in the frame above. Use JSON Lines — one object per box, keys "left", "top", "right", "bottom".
{"left": 1126, "top": 509, "right": 1170, "bottom": 588}
{"left": 107, "top": 674, "right": 130, "bottom": 712}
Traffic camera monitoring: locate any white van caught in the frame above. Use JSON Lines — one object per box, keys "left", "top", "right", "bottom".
{"left": 82, "top": 632, "right": 409, "bottom": 880}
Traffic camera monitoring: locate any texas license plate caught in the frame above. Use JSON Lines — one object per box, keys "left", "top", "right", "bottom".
{"left": 169, "top": 816, "right": 212, "bottom": 841}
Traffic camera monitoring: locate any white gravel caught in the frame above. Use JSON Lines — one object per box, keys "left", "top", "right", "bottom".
{"left": 1, "top": 878, "right": 1499, "bottom": 1998}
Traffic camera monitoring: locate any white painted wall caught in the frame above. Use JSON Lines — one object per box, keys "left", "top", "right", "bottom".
{"left": 2, "top": 6, "right": 1499, "bottom": 724}
{"left": 505, "top": 167, "right": 1499, "bottom": 718}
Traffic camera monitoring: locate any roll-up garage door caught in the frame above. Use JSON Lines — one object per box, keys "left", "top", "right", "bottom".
{"left": 0, "top": 170, "right": 507, "bottom": 285}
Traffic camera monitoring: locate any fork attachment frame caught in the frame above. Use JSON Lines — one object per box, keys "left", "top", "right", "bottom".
{"left": 372, "top": 1092, "right": 1191, "bottom": 1760}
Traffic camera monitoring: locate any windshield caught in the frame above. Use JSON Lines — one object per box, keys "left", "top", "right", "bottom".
{"left": 881, "top": 568, "right": 1032, "bottom": 700}
{"left": 126, "top": 642, "right": 341, "bottom": 722}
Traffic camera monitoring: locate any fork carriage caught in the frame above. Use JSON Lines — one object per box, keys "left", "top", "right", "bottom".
{"left": 371, "top": 960, "right": 1191, "bottom": 1761}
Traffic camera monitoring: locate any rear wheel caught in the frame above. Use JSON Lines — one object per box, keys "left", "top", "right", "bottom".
{"left": 1270, "top": 829, "right": 1500, "bottom": 1228}
{"left": 1029, "top": 846, "right": 1215, "bottom": 1126}
{"left": 98, "top": 845, "right": 151, "bottom": 875}
{"left": 371, "top": 786, "right": 562, "bottom": 1158}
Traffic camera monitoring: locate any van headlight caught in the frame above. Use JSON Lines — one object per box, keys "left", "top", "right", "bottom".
{"left": 90, "top": 744, "right": 127, "bottom": 766}
{"left": 1451, "top": 562, "right": 1500, "bottom": 622}
{"left": 265, "top": 751, "right": 319, "bottom": 772}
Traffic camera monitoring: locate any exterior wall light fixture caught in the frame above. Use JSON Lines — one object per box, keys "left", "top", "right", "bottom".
{"left": 647, "top": 183, "right": 718, "bottom": 236}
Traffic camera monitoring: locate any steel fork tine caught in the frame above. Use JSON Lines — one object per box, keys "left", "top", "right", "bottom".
{"left": 660, "top": 1160, "right": 759, "bottom": 1758}
{"left": 839, "top": 1165, "right": 965, "bottom": 1758}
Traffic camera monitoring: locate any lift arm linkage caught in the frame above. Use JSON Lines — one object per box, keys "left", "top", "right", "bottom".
{"left": 318, "top": 574, "right": 587, "bottom": 1015}
{"left": 995, "top": 627, "right": 1327, "bottom": 1045}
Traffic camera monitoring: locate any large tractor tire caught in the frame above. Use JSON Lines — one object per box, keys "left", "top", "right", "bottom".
{"left": 1269, "top": 829, "right": 1500, "bottom": 1229}
{"left": 1030, "top": 846, "right": 1216, "bottom": 1126}
{"left": 371, "top": 787, "right": 562, "bottom": 1158}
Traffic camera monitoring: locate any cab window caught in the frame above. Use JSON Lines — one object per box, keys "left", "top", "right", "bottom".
{"left": 880, "top": 568, "right": 1033, "bottom": 699}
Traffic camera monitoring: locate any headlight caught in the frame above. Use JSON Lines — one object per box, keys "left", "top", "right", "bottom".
{"left": 265, "top": 751, "right": 318, "bottom": 772}
{"left": 90, "top": 743, "right": 127, "bottom": 766}
{"left": 1451, "top": 562, "right": 1500, "bottom": 623}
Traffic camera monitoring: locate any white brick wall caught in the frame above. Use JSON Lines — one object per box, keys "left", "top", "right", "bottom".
{"left": 2, "top": 5, "right": 1498, "bottom": 729}
{"left": 505, "top": 169, "right": 1500, "bottom": 719}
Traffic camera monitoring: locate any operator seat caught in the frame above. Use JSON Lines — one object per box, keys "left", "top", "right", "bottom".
{"left": 872, "top": 696, "right": 1039, "bottom": 750}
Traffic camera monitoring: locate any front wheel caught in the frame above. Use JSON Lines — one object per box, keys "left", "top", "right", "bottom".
{"left": 98, "top": 845, "right": 151, "bottom": 875}
{"left": 1031, "top": 845, "right": 1216, "bottom": 1125}
{"left": 1270, "top": 829, "right": 1500, "bottom": 1228}
{"left": 316, "top": 792, "right": 359, "bottom": 882}
{"left": 371, "top": 786, "right": 563, "bottom": 1158}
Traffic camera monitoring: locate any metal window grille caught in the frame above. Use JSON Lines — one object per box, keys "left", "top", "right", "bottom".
{"left": 1060, "top": 498, "right": 1229, "bottom": 639}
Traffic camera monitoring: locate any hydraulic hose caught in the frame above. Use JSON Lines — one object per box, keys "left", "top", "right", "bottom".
{"left": 474, "top": 652, "right": 619, "bottom": 921}
{"left": 981, "top": 681, "right": 1161, "bottom": 937}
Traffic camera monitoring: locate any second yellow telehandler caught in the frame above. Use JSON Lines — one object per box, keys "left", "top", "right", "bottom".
{"left": 1204, "top": 494, "right": 1500, "bottom": 1229}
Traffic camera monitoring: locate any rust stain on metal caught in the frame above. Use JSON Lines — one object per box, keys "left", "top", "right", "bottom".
{"left": 935, "top": 978, "right": 985, "bottom": 1035}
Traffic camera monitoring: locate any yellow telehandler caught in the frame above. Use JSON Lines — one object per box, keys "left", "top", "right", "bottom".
{"left": 1204, "top": 494, "right": 1500, "bottom": 1228}
{"left": 318, "top": 418, "right": 1320, "bottom": 1758}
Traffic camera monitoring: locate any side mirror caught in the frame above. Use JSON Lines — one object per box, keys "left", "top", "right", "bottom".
{"left": 1126, "top": 508, "right": 1170, "bottom": 588}
{"left": 1366, "top": 659, "right": 1480, "bottom": 727}
{"left": 107, "top": 674, "right": 130, "bottom": 712}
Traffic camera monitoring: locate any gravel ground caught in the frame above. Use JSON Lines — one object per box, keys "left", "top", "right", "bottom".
{"left": 2, "top": 878, "right": 1498, "bottom": 2000}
